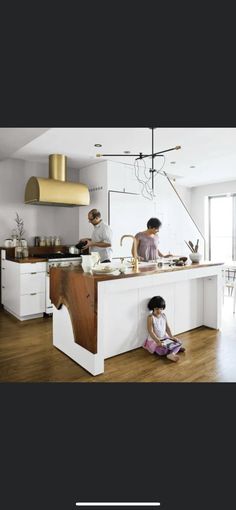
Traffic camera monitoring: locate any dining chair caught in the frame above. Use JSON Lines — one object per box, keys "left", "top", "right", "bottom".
{"left": 222, "top": 267, "right": 236, "bottom": 313}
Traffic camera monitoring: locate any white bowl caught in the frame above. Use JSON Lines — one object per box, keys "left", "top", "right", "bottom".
{"left": 189, "top": 252, "right": 202, "bottom": 264}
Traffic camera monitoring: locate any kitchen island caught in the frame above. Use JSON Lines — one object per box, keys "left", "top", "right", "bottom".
{"left": 50, "top": 261, "right": 223, "bottom": 375}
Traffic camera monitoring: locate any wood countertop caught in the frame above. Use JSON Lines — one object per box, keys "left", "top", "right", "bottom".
{"left": 50, "top": 261, "right": 224, "bottom": 355}
{"left": 52, "top": 260, "right": 224, "bottom": 281}
{"left": 6, "top": 257, "right": 48, "bottom": 263}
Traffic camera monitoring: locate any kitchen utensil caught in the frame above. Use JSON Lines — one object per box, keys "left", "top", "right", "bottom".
{"left": 76, "top": 240, "right": 88, "bottom": 250}
{"left": 92, "top": 266, "right": 116, "bottom": 274}
{"left": 189, "top": 241, "right": 195, "bottom": 252}
{"left": 194, "top": 239, "right": 199, "bottom": 252}
{"left": 69, "top": 246, "right": 79, "bottom": 255}
{"left": 185, "top": 240, "right": 194, "bottom": 252}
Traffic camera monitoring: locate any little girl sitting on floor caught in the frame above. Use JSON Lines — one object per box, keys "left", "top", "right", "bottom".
{"left": 143, "top": 295, "right": 185, "bottom": 362}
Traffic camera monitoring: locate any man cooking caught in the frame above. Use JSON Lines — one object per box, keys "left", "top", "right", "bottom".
{"left": 78, "top": 209, "right": 113, "bottom": 263}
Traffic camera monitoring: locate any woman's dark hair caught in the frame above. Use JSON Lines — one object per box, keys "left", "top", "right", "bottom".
{"left": 147, "top": 296, "right": 166, "bottom": 311}
{"left": 147, "top": 217, "right": 162, "bottom": 229}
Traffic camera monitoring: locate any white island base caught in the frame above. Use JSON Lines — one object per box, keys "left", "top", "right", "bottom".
{"left": 52, "top": 263, "right": 222, "bottom": 376}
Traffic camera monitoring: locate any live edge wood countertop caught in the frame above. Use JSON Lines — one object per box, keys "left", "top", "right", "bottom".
{"left": 50, "top": 262, "right": 223, "bottom": 355}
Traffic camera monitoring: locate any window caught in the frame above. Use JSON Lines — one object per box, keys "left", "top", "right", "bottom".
{"left": 209, "top": 194, "right": 236, "bottom": 262}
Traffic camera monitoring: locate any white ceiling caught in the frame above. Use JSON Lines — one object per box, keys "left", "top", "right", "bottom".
{"left": 0, "top": 128, "right": 49, "bottom": 160}
{"left": 1, "top": 127, "right": 236, "bottom": 187}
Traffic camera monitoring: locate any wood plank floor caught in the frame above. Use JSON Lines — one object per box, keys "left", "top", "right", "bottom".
{"left": 1, "top": 298, "right": 236, "bottom": 382}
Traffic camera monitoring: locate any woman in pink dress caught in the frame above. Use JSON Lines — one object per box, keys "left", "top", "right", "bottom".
{"left": 132, "top": 217, "right": 171, "bottom": 262}
{"left": 143, "top": 296, "right": 185, "bottom": 362}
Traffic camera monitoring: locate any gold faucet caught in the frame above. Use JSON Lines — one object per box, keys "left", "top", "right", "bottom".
{"left": 120, "top": 235, "right": 139, "bottom": 272}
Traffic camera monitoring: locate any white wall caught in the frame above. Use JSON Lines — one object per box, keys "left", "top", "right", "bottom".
{"left": 78, "top": 159, "right": 201, "bottom": 258}
{"left": 78, "top": 160, "right": 108, "bottom": 239}
{"left": 0, "top": 158, "right": 81, "bottom": 246}
{"left": 108, "top": 160, "right": 201, "bottom": 257}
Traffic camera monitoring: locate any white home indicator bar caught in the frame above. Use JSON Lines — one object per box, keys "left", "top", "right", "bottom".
{"left": 76, "top": 504, "right": 161, "bottom": 507}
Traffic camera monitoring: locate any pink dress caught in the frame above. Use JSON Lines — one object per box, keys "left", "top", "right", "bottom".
{"left": 143, "top": 312, "right": 182, "bottom": 356}
{"left": 135, "top": 232, "right": 159, "bottom": 261}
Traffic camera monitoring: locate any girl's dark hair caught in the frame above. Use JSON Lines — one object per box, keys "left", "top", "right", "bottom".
{"left": 147, "top": 217, "right": 162, "bottom": 229}
{"left": 147, "top": 296, "right": 166, "bottom": 311}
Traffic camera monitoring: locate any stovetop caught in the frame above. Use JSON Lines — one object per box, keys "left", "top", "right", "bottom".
{"left": 32, "top": 252, "right": 81, "bottom": 260}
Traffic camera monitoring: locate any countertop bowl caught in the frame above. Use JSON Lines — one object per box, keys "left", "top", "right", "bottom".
{"left": 189, "top": 252, "right": 202, "bottom": 264}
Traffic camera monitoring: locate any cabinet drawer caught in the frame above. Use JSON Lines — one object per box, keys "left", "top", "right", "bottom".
{"left": 19, "top": 262, "right": 46, "bottom": 274}
{"left": 20, "top": 272, "right": 46, "bottom": 294}
{"left": 20, "top": 292, "right": 45, "bottom": 316}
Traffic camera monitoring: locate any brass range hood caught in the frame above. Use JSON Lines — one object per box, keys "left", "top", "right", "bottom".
{"left": 25, "top": 154, "right": 90, "bottom": 207}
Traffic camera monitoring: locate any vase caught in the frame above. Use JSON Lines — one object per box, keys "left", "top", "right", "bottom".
{"left": 189, "top": 252, "right": 202, "bottom": 264}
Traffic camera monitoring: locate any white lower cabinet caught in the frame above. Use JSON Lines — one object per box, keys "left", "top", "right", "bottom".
{"left": 1, "top": 258, "right": 46, "bottom": 321}
{"left": 20, "top": 293, "right": 45, "bottom": 316}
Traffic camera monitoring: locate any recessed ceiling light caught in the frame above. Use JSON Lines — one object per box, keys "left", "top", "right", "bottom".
{"left": 94, "top": 143, "right": 102, "bottom": 147}
{"left": 170, "top": 161, "right": 176, "bottom": 164}
{"left": 190, "top": 165, "right": 196, "bottom": 168}
{"left": 123, "top": 150, "right": 131, "bottom": 154}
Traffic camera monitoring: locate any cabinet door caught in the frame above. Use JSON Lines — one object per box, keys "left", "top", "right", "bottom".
{"left": 1, "top": 267, "right": 6, "bottom": 305}
{"left": 1, "top": 286, "right": 6, "bottom": 305}
{"left": 20, "top": 272, "right": 46, "bottom": 295}
{"left": 1, "top": 263, "right": 8, "bottom": 306}
{"left": 1, "top": 266, "right": 6, "bottom": 286}
{"left": 20, "top": 293, "right": 45, "bottom": 316}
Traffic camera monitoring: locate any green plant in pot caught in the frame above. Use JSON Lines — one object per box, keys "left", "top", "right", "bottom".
{"left": 185, "top": 239, "right": 202, "bottom": 264}
{"left": 14, "top": 212, "right": 25, "bottom": 258}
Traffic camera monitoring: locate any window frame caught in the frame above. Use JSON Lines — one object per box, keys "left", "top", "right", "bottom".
{"left": 208, "top": 193, "right": 235, "bottom": 261}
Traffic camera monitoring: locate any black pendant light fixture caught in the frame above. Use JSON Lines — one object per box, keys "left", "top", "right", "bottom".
{"left": 96, "top": 127, "right": 181, "bottom": 192}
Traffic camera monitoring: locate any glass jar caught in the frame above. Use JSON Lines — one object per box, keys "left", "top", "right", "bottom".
{"left": 46, "top": 237, "right": 51, "bottom": 246}
{"left": 12, "top": 235, "right": 18, "bottom": 247}
{"left": 22, "top": 247, "right": 29, "bottom": 258}
{"left": 39, "top": 236, "right": 46, "bottom": 247}
{"left": 15, "top": 246, "right": 23, "bottom": 259}
{"left": 55, "top": 237, "right": 61, "bottom": 246}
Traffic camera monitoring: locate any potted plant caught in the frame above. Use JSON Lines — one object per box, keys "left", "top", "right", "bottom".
{"left": 14, "top": 212, "right": 25, "bottom": 258}
{"left": 184, "top": 239, "right": 202, "bottom": 264}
